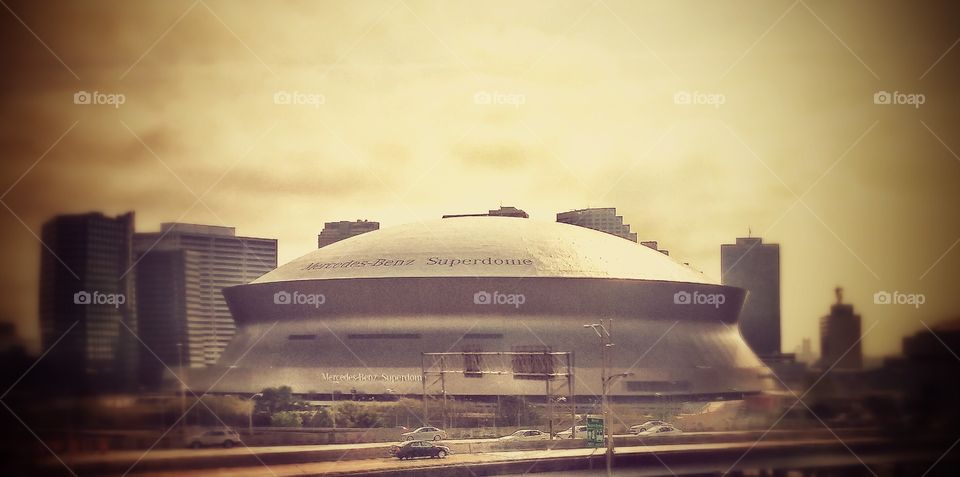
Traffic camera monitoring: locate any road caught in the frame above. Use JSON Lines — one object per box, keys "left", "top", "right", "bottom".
{"left": 58, "top": 428, "right": 849, "bottom": 467}
{"left": 109, "top": 437, "right": 900, "bottom": 477}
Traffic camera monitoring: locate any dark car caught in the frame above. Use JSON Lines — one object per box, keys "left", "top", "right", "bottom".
{"left": 394, "top": 440, "right": 452, "bottom": 460}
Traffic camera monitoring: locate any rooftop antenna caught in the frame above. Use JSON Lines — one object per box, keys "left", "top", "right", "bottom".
{"left": 835, "top": 286, "right": 843, "bottom": 304}
{"left": 748, "top": 226, "right": 752, "bottom": 238}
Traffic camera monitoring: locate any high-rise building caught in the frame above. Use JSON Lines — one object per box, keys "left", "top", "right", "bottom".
{"left": 640, "top": 240, "right": 670, "bottom": 256}
{"left": 134, "top": 223, "right": 276, "bottom": 373}
{"left": 134, "top": 249, "right": 196, "bottom": 388}
{"left": 556, "top": 208, "right": 637, "bottom": 242}
{"left": 443, "top": 206, "right": 529, "bottom": 219}
{"left": 819, "top": 287, "right": 862, "bottom": 370}
{"left": 795, "top": 337, "right": 817, "bottom": 365}
{"left": 39, "top": 211, "right": 138, "bottom": 392}
{"left": 318, "top": 220, "right": 379, "bottom": 248}
{"left": 721, "top": 236, "right": 781, "bottom": 358}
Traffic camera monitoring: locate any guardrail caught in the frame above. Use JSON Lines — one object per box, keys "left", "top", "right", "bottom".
{"left": 52, "top": 428, "right": 887, "bottom": 476}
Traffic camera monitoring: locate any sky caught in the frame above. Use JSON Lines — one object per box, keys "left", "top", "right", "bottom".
{"left": 1, "top": 0, "right": 958, "bottom": 357}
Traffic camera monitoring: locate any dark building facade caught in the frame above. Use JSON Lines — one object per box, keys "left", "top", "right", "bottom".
{"left": 443, "top": 206, "right": 529, "bottom": 219}
{"left": 318, "top": 220, "right": 379, "bottom": 248}
{"left": 640, "top": 241, "right": 669, "bottom": 256}
{"left": 135, "top": 249, "right": 195, "bottom": 388}
{"left": 819, "top": 287, "right": 862, "bottom": 370}
{"left": 556, "top": 208, "right": 637, "bottom": 242}
{"left": 135, "top": 223, "right": 276, "bottom": 372}
{"left": 721, "top": 236, "right": 781, "bottom": 358}
{"left": 39, "top": 211, "right": 138, "bottom": 392}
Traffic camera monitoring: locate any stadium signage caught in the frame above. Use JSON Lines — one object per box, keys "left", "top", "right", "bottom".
{"left": 303, "top": 259, "right": 415, "bottom": 270}
{"left": 301, "top": 256, "right": 534, "bottom": 271}
{"left": 320, "top": 372, "right": 423, "bottom": 382}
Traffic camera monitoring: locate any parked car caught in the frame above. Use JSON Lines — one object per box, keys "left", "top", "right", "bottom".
{"left": 555, "top": 425, "right": 588, "bottom": 439}
{"left": 499, "top": 429, "right": 551, "bottom": 442}
{"left": 394, "top": 440, "right": 452, "bottom": 459}
{"left": 401, "top": 426, "right": 447, "bottom": 441}
{"left": 186, "top": 429, "right": 242, "bottom": 448}
{"left": 635, "top": 425, "right": 682, "bottom": 437}
{"left": 629, "top": 420, "right": 668, "bottom": 434}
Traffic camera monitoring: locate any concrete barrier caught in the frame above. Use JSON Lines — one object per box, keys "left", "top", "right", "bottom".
{"left": 56, "top": 427, "right": 883, "bottom": 476}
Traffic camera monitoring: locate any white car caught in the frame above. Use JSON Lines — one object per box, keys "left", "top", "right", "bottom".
{"left": 629, "top": 420, "right": 668, "bottom": 434}
{"left": 186, "top": 429, "right": 242, "bottom": 448}
{"left": 401, "top": 426, "right": 447, "bottom": 441}
{"left": 499, "top": 429, "right": 551, "bottom": 442}
{"left": 555, "top": 425, "right": 588, "bottom": 439}
{"left": 635, "top": 425, "right": 682, "bottom": 437}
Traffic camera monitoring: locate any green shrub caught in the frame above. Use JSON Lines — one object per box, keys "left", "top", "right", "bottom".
{"left": 306, "top": 409, "right": 334, "bottom": 427}
{"left": 336, "top": 402, "right": 382, "bottom": 428}
{"left": 270, "top": 410, "right": 303, "bottom": 427}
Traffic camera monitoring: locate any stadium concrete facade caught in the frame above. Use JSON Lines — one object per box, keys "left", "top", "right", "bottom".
{"left": 181, "top": 217, "right": 775, "bottom": 401}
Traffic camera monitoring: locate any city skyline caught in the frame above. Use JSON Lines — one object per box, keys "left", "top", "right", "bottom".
{"left": 7, "top": 205, "right": 954, "bottom": 362}
{"left": 1, "top": 0, "right": 958, "bottom": 362}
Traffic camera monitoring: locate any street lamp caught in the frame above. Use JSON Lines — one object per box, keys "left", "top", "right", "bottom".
{"left": 247, "top": 392, "right": 262, "bottom": 434}
{"left": 177, "top": 342, "right": 187, "bottom": 435}
{"left": 386, "top": 389, "right": 399, "bottom": 427}
{"left": 584, "top": 320, "right": 627, "bottom": 477}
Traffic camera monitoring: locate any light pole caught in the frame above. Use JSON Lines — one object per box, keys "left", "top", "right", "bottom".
{"left": 386, "top": 389, "right": 399, "bottom": 427}
{"left": 248, "top": 392, "right": 262, "bottom": 434}
{"left": 177, "top": 342, "right": 186, "bottom": 434}
{"left": 583, "top": 320, "right": 634, "bottom": 477}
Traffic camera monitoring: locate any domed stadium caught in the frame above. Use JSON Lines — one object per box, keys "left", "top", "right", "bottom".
{"left": 183, "top": 216, "right": 773, "bottom": 402}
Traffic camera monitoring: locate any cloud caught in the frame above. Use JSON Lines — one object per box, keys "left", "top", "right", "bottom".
{"left": 1, "top": 0, "right": 959, "bottom": 356}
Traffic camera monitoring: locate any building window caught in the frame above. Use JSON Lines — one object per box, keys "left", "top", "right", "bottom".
{"left": 347, "top": 333, "right": 422, "bottom": 339}
{"left": 288, "top": 334, "right": 317, "bottom": 340}
{"left": 464, "top": 333, "right": 503, "bottom": 339}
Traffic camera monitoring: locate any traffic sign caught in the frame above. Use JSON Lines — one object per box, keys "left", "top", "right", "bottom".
{"left": 586, "top": 414, "right": 604, "bottom": 447}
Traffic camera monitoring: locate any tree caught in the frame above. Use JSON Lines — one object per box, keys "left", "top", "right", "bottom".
{"left": 336, "top": 402, "right": 382, "bottom": 428}
{"left": 497, "top": 396, "right": 522, "bottom": 426}
{"left": 257, "top": 386, "right": 297, "bottom": 414}
{"left": 270, "top": 411, "right": 303, "bottom": 427}
{"left": 306, "top": 409, "right": 334, "bottom": 427}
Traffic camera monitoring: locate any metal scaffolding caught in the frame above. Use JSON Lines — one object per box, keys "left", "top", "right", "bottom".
{"left": 420, "top": 351, "right": 576, "bottom": 438}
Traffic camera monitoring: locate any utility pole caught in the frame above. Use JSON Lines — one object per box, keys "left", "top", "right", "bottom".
{"left": 247, "top": 392, "right": 262, "bottom": 434}
{"left": 177, "top": 342, "right": 186, "bottom": 434}
{"left": 584, "top": 319, "right": 634, "bottom": 477}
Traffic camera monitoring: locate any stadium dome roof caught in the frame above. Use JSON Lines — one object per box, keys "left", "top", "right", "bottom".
{"left": 254, "top": 216, "right": 713, "bottom": 284}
